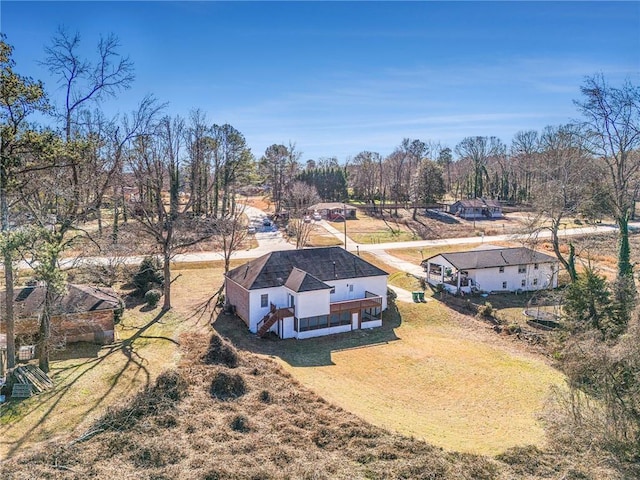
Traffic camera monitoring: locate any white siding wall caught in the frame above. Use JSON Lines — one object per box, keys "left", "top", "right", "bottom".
{"left": 296, "top": 324, "right": 352, "bottom": 340}
{"left": 471, "top": 262, "right": 558, "bottom": 293}
{"left": 282, "top": 317, "right": 296, "bottom": 339}
{"left": 295, "top": 289, "right": 331, "bottom": 318}
{"left": 327, "top": 276, "right": 388, "bottom": 310}
{"left": 248, "top": 286, "right": 287, "bottom": 332}
{"left": 361, "top": 319, "right": 383, "bottom": 329}
{"left": 249, "top": 274, "right": 388, "bottom": 337}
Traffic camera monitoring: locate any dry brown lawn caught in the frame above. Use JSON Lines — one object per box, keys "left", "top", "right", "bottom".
{"left": 0, "top": 263, "right": 232, "bottom": 460}
{"left": 346, "top": 210, "right": 420, "bottom": 244}
{"left": 243, "top": 195, "right": 273, "bottom": 212}
{"left": 347, "top": 208, "right": 528, "bottom": 244}
{"left": 3, "top": 258, "right": 636, "bottom": 479}
{"left": 216, "top": 300, "right": 565, "bottom": 456}
{"left": 304, "top": 223, "right": 343, "bottom": 247}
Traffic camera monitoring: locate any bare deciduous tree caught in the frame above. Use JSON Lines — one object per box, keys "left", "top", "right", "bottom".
{"left": 43, "top": 27, "right": 134, "bottom": 224}
{"left": 528, "top": 125, "right": 594, "bottom": 282}
{"left": 284, "top": 181, "right": 320, "bottom": 249}
{"left": 576, "top": 74, "right": 640, "bottom": 280}
{"left": 128, "top": 116, "right": 217, "bottom": 310}
{"left": 455, "top": 136, "right": 506, "bottom": 199}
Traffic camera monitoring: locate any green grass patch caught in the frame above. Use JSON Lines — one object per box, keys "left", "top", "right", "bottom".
{"left": 388, "top": 271, "right": 424, "bottom": 292}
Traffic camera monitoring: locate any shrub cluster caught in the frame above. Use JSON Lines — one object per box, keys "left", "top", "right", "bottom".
{"left": 144, "top": 288, "right": 162, "bottom": 307}
{"left": 96, "top": 370, "right": 188, "bottom": 432}
{"left": 132, "top": 256, "right": 164, "bottom": 295}
{"left": 210, "top": 371, "right": 246, "bottom": 400}
{"left": 202, "top": 334, "right": 239, "bottom": 368}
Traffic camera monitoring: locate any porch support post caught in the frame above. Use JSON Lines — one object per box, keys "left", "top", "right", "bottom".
{"left": 456, "top": 269, "right": 461, "bottom": 292}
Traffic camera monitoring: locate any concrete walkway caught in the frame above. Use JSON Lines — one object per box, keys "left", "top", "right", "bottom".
{"left": 388, "top": 284, "right": 421, "bottom": 303}
{"left": 366, "top": 250, "right": 426, "bottom": 277}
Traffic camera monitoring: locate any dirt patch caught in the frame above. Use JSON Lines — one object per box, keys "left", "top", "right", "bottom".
{"left": 348, "top": 207, "right": 528, "bottom": 244}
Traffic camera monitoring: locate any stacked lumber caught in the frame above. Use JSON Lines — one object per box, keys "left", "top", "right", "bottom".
{"left": 11, "top": 365, "right": 54, "bottom": 396}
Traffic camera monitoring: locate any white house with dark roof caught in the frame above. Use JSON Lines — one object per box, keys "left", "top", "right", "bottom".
{"left": 449, "top": 198, "right": 503, "bottom": 219}
{"left": 422, "top": 246, "right": 559, "bottom": 295}
{"left": 224, "top": 247, "right": 388, "bottom": 339}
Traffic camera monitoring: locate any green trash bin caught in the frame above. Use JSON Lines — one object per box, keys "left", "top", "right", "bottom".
{"left": 412, "top": 291, "right": 419, "bottom": 302}
{"left": 418, "top": 291, "right": 425, "bottom": 302}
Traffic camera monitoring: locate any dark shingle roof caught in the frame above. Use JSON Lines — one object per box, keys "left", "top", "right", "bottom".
{"left": 226, "top": 247, "right": 388, "bottom": 290}
{"left": 424, "top": 247, "right": 558, "bottom": 270}
{"left": 284, "top": 268, "right": 332, "bottom": 292}
{"left": 0, "top": 284, "right": 122, "bottom": 319}
{"left": 310, "top": 202, "right": 356, "bottom": 211}
{"left": 454, "top": 198, "right": 501, "bottom": 209}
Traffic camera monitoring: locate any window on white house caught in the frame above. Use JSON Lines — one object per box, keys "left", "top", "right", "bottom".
{"left": 521, "top": 279, "right": 526, "bottom": 287}
{"left": 329, "top": 311, "right": 351, "bottom": 327}
{"left": 502, "top": 281, "right": 507, "bottom": 289}
{"left": 362, "top": 307, "right": 381, "bottom": 322}
{"left": 534, "top": 263, "right": 539, "bottom": 270}
{"left": 260, "top": 294, "right": 268, "bottom": 308}
{"left": 518, "top": 265, "right": 526, "bottom": 274}
{"left": 349, "top": 284, "right": 354, "bottom": 292}
{"left": 499, "top": 266, "right": 505, "bottom": 273}
{"left": 296, "top": 315, "right": 330, "bottom": 332}
{"left": 533, "top": 278, "right": 538, "bottom": 286}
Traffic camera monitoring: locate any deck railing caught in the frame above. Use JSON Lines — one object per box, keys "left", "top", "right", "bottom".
{"left": 329, "top": 292, "right": 382, "bottom": 313}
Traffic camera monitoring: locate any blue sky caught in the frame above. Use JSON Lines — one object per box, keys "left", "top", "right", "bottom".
{"left": 2, "top": 1, "right": 639, "bottom": 161}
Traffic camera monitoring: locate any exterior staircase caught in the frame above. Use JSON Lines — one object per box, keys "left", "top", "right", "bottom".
{"left": 256, "top": 304, "right": 294, "bottom": 337}
{"left": 257, "top": 311, "right": 279, "bottom": 337}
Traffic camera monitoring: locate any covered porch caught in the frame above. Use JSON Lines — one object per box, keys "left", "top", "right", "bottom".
{"left": 423, "top": 260, "right": 476, "bottom": 295}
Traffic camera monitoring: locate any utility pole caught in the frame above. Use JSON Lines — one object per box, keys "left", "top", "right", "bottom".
{"left": 343, "top": 204, "right": 347, "bottom": 249}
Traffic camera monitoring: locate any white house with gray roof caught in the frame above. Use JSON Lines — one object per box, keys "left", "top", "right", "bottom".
{"left": 225, "top": 247, "right": 388, "bottom": 339}
{"left": 449, "top": 198, "right": 503, "bottom": 219}
{"left": 422, "top": 246, "right": 559, "bottom": 295}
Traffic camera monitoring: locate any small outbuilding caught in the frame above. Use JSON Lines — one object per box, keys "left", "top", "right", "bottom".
{"left": 0, "top": 284, "right": 123, "bottom": 351}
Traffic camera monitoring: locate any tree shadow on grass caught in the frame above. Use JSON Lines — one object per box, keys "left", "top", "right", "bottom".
{"left": 213, "top": 299, "right": 403, "bottom": 368}
{"left": 50, "top": 342, "right": 102, "bottom": 361}
{"left": 0, "top": 309, "right": 176, "bottom": 458}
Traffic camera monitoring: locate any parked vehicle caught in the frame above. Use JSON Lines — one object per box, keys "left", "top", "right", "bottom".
{"left": 262, "top": 218, "right": 272, "bottom": 227}
{"left": 303, "top": 216, "right": 311, "bottom": 223}
{"left": 312, "top": 212, "right": 322, "bottom": 221}
{"left": 247, "top": 226, "right": 256, "bottom": 234}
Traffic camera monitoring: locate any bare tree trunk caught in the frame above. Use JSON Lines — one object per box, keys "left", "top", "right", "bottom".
{"left": 162, "top": 248, "right": 171, "bottom": 311}
{"left": 3, "top": 253, "right": 15, "bottom": 369}
{"left": 96, "top": 206, "right": 103, "bottom": 236}
{"left": 550, "top": 218, "right": 577, "bottom": 282}
{"left": 1, "top": 165, "right": 16, "bottom": 369}
{"left": 37, "top": 285, "right": 54, "bottom": 373}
